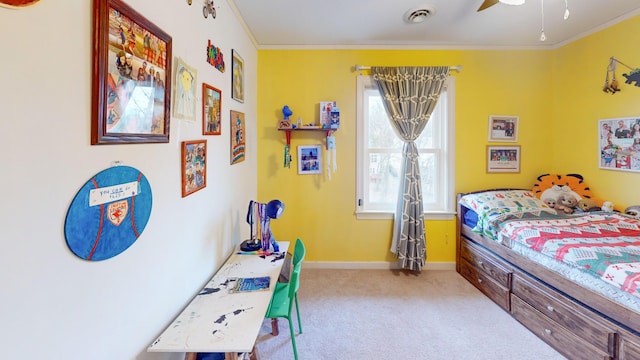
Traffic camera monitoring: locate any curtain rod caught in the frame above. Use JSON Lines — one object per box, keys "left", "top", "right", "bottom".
{"left": 353, "top": 64, "right": 462, "bottom": 73}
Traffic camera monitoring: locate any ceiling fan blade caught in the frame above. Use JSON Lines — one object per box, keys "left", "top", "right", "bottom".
{"left": 477, "top": 0, "right": 499, "bottom": 12}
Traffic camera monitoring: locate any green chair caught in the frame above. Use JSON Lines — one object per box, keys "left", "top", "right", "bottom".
{"left": 266, "top": 238, "right": 305, "bottom": 360}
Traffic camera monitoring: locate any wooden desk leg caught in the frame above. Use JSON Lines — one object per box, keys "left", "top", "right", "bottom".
{"left": 250, "top": 344, "right": 260, "bottom": 360}
{"left": 185, "top": 352, "right": 197, "bottom": 360}
{"left": 270, "top": 318, "right": 279, "bottom": 336}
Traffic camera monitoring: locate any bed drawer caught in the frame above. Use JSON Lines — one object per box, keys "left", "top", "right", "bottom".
{"left": 511, "top": 274, "right": 615, "bottom": 355}
{"left": 460, "top": 238, "right": 511, "bottom": 288}
{"left": 459, "top": 258, "right": 510, "bottom": 311}
{"left": 511, "top": 295, "right": 612, "bottom": 360}
{"left": 618, "top": 329, "right": 640, "bottom": 360}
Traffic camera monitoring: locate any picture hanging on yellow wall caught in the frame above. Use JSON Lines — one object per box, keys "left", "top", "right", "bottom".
{"left": 488, "top": 115, "right": 518, "bottom": 142}
{"left": 599, "top": 117, "right": 640, "bottom": 172}
{"left": 298, "top": 145, "right": 322, "bottom": 175}
{"left": 487, "top": 145, "right": 520, "bottom": 173}
{"left": 230, "top": 110, "right": 246, "bottom": 165}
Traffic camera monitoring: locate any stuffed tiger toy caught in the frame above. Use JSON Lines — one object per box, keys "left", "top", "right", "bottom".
{"left": 532, "top": 174, "right": 603, "bottom": 212}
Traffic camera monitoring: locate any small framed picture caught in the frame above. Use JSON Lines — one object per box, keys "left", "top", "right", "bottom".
{"left": 230, "top": 110, "right": 246, "bottom": 165}
{"left": 173, "top": 57, "right": 197, "bottom": 121}
{"left": 202, "top": 83, "right": 221, "bottom": 135}
{"left": 181, "top": 140, "right": 207, "bottom": 197}
{"left": 487, "top": 145, "right": 520, "bottom": 173}
{"left": 298, "top": 145, "right": 322, "bottom": 175}
{"left": 231, "top": 49, "right": 244, "bottom": 103}
{"left": 488, "top": 115, "right": 518, "bottom": 142}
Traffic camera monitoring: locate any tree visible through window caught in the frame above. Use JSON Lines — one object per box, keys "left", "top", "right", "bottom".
{"left": 356, "top": 76, "right": 455, "bottom": 219}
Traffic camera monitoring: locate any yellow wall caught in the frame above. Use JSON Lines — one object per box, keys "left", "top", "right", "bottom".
{"left": 551, "top": 16, "right": 640, "bottom": 208}
{"left": 257, "top": 15, "right": 640, "bottom": 263}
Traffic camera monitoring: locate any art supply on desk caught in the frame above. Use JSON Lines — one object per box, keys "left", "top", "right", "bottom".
{"left": 236, "top": 250, "right": 274, "bottom": 256}
{"left": 229, "top": 276, "right": 271, "bottom": 293}
{"left": 240, "top": 199, "right": 284, "bottom": 252}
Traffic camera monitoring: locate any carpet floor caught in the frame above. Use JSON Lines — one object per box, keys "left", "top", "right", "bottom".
{"left": 254, "top": 268, "right": 566, "bottom": 360}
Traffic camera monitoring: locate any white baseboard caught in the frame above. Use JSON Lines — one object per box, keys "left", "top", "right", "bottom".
{"left": 303, "top": 261, "right": 456, "bottom": 271}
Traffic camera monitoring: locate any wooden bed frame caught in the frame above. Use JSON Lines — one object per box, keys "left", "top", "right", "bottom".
{"left": 456, "top": 193, "right": 640, "bottom": 360}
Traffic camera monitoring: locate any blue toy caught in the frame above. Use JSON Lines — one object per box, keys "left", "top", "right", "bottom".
{"left": 282, "top": 105, "right": 292, "bottom": 120}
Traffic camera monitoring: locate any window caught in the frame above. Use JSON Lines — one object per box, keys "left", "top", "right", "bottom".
{"left": 355, "top": 75, "right": 455, "bottom": 220}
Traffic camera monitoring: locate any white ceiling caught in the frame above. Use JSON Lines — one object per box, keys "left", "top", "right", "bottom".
{"left": 229, "top": 0, "right": 640, "bottom": 49}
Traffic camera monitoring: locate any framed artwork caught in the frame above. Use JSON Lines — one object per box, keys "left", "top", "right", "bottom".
{"left": 599, "top": 116, "right": 640, "bottom": 172}
{"left": 91, "top": 0, "right": 172, "bottom": 144}
{"left": 181, "top": 140, "right": 207, "bottom": 197}
{"left": 173, "top": 57, "right": 197, "bottom": 121}
{"left": 231, "top": 49, "right": 244, "bottom": 103}
{"left": 202, "top": 83, "right": 221, "bottom": 135}
{"left": 298, "top": 145, "right": 322, "bottom": 175}
{"left": 488, "top": 115, "right": 518, "bottom": 142}
{"left": 487, "top": 145, "right": 520, "bottom": 173}
{"left": 230, "top": 110, "right": 246, "bottom": 165}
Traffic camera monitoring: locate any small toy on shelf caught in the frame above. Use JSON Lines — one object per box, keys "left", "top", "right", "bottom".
{"left": 278, "top": 120, "right": 292, "bottom": 130}
{"left": 329, "top": 106, "right": 340, "bottom": 129}
{"left": 282, "top": 105, "right": 292, "bottom": 120}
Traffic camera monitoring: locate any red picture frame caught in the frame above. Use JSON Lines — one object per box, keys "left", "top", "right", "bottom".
{"left": 202, "top": 83, "right": 222, "bottom": 135}
{"left": 181, "top": 140, "right": 207, "bottom": 197}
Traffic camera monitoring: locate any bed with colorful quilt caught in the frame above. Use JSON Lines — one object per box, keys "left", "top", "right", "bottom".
{"left": 456, "top": 174, "right": 640, "bottom": 360}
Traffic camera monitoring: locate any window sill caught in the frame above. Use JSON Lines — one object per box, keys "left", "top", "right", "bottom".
{"left": 355, "top": 211, "right": 456, "bottom": 221}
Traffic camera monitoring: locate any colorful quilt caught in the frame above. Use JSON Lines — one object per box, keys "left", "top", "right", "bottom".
{"left": 491, "top": 212, "right": 640, "bottom": 299}
{"left": 458, "top": 190, "right": 556, "bottom": 239}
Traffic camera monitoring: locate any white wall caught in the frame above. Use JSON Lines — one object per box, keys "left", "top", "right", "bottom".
{"left": 0, "top": 1, "right": 257, "bottom": 359}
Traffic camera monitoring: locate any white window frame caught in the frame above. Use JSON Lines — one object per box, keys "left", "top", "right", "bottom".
{"left": 355, "top": 75, "right": 455, "bottom": 220}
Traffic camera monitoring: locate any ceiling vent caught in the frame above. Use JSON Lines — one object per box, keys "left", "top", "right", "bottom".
{"left": 405, "top": 6, "right": 436, "bottom": 24}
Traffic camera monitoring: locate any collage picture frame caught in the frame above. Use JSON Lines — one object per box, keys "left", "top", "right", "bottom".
{"left": 298, "top": 145, "right": 322, "bottom": 174}
{"left": 599, "top": 116, "right": 640, "bottom": 172}
{"left": 91, "top": 0, "right": 172, "bottom": 144}
{"left": 181, "top": 140, "right": 207, "bottom": 197}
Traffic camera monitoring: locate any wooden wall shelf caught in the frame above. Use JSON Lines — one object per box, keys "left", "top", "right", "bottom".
{"left": 278, "top": 128, "right": 338, "bottom": 149}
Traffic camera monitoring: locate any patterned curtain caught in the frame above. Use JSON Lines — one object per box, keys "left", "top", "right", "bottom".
{"left": 371, "top": 66, "right": 449, "bottom": 272}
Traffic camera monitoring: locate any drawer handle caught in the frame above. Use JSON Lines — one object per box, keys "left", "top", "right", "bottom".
{"left": 477, "top": 260, "right": 484, "bottom": 266}
{"left": 478, "top": 278, "right": 483, "bottom": 283}
{"left": 546, "top": 305, "right": 554, "bottom": 312}
{"left": 544, "top": 329, "right": 552, "bottom": 335}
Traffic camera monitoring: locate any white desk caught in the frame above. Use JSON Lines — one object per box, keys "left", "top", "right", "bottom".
{"left": 148, "top": 242, "right": 289, "bottom": 359}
